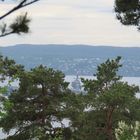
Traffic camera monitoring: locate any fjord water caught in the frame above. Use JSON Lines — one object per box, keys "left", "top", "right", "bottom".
{"left": 66, "top": 76, "right": 140, "bottom": 98}
{"left": 66, "top": 75, "right": 140, "bottom": 87}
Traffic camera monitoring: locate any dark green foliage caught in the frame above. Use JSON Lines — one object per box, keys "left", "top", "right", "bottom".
{"left": 0, "top": 55, "right": 24, "bottom": 117}
{"left": 0, "top": 13, "right": 30, "bottom": 37}
{"left": 10, "top": 13, "right": 30, "bottom": 34}
{"left": 0, "top": 65, "right": 70, "bottom": 139}
{"left": 82, "top": 56, "right": 122, "bottom": 94}
{"left": 0, "top": 56, "right": 24, "bottom": 126}
{"left": 0, "top": 55, "right": 24, "bottom": 95}
{"left": 74, "top": 57, "right": 140, "bottom": 140}
{"left": 114, "top": 0, "right": 140, "bottom": 30}
{"left": 0, "top": 55, "right": 24, "bottom": 78}
{"left": 1, "top": 57, "right": 140, "bottom": 140}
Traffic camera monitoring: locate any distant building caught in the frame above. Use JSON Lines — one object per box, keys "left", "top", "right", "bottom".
{"left": 71, "top": 75, "right": 81, "bottom": 93}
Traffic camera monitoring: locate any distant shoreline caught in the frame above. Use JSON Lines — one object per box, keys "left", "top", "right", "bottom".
{"left": 1, "top": 44, "right": 140, "bottom": 77}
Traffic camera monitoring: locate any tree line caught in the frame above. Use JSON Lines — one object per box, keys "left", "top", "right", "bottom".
{"left": 0, "top": 56, "right": 140, "bottom": 140}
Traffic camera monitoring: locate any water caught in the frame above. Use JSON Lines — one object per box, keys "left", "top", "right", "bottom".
{"left": 67, "top": 76, "right": 140, "bottom": 98}
{"left": 66, "top": 75, "right": 140, "bottom": 88}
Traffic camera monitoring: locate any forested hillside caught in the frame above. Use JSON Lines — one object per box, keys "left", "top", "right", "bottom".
{"left": 1, "top": 44, "right": 140, "bottom": 76}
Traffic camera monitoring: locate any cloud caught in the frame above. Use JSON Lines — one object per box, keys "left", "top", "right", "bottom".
{"left": 0, "top": 0, "right": 140, "bottom": 47}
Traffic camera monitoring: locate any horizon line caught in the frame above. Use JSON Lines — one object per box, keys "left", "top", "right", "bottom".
{"left": 0, "top": 43, "right": 140, "bottom": 48}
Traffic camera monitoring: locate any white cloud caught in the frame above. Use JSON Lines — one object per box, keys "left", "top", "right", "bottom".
{"left": 0, "top": 0, "right": 140, "bottom": 47}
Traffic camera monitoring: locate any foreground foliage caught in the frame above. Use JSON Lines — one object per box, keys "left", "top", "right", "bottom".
{"left": 0, "top": 56, "right": 140, "bottom": 140}
{"left": 69, "top": 57, "right": 140, "bottom": 140}
{"left": 0, "top": 64, "right": 70, "bottom": 139}
{"left": 115, "top": 121, "right": 140, "bottom": 140}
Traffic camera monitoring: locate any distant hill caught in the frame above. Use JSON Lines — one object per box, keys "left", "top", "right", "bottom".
{"left": 0, "top": 44, "right": 140, "bottom": 76}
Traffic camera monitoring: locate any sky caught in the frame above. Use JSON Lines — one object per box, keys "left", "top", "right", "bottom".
{"left": 0, "top": 0, "right": 140, "bottom": 47}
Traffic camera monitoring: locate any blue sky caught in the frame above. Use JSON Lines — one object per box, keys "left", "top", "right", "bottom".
{"left": 0, "top": 0, "right": 140, "bottom": 47}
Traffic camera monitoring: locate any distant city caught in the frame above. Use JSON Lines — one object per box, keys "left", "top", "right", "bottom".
{"left": 1, "top": 44, "right": 140, "bottom": 77}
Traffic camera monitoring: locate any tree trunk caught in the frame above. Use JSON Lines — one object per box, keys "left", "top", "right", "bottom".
{"left": 106, "top": 107, "right": 114, "bottom": 140}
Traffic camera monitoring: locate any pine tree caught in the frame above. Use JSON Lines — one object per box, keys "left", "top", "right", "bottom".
{"left": 114, "top": 0, "right": 140, "bottom": 30}
{"left": 0, "top": 65, "right": 70, "bottom": 139}
{"left": 69, "top": 57, "right": 140, "bottom": 140}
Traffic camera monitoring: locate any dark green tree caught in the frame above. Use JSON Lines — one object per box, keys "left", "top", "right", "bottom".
{"left": 114, "top": 0, "right": 140, "bottom": 30}
{"left": 0, "top": 0, "right": 40, "bottom": 37}
{"left": 0, "top": 55, "right": 24, "bottom": 78}
{"left": 0, "top": 65, "right": 70, "bottom": 140}
{"left": 69, "top": 57, "right": 140, "bottom": 140}
{"left": 0, "top": 55, "right": 24, "bottom": 117}
{"left": 64, "top": 92, "right": 87, "bottom": 140}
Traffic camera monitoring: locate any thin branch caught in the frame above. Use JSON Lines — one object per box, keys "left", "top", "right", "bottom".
{"left": 0, "top": 31, "right": 14, "bottom": 37}
{"left": 0, "top": 0, "right": 39, "bottom": 20}
{"left": 21, "top": 0, "right": 40, "bottom": 8}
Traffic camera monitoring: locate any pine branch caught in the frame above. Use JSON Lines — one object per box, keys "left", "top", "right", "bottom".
{"left": 0, "top": 0, "right": 40, "bottom": 20}
{"left": 0, "top": 31, "right": 14, "bottom": 37}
